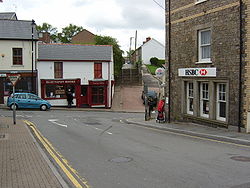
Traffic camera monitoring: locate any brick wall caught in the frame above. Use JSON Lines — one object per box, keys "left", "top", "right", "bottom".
{"left": 167, "top": 0, "right": 241, "bottom": 127}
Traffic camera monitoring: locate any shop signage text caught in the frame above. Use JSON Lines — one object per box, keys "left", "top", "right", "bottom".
{"left": 45, "top": 80, "right": 76, "bottom": 84}
{"left": 178, "top": 68, "right": 216, "bottom": 77}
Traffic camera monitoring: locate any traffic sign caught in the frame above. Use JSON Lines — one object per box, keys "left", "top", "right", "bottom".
{"left": 7, "top": 74, "right": 21, "bottom": 86}
{"left": 155, "top": 67, "right": 165, "bottom": 78}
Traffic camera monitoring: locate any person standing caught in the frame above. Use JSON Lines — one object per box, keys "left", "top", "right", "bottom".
{"left": 66, "top": 89, "right": 73, "bottom": 108}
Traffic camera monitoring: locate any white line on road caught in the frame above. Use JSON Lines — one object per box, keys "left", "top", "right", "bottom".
{"left": 48, "top": 119, "right": 68, "bottom": 128}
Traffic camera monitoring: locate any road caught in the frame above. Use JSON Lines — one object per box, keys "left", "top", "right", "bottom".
{"left": 1, "top": 109, "right": 250, "bottom": 188}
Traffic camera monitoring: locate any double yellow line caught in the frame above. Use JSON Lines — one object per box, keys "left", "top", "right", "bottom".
{"left": 24, "top": 120, "right": 90, "bottom": 188}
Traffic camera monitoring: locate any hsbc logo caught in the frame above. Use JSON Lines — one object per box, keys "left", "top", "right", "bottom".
{"left": 199, "top": 69, "right": 208, "bottom": 76}
{"left": 179, "top": 68, "right": 216, "bottom": 77}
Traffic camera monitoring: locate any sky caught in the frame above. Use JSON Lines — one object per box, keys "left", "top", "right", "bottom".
{"left": 0, "top": 0, "right": 165, "bottom": 54}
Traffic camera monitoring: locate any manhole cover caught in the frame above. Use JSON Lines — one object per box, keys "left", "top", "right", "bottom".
{"left": 231, "top": 156, "right": 250, "bottom": 162}
{"left": 109, "top": 157, "right": 133, "bottom": 163}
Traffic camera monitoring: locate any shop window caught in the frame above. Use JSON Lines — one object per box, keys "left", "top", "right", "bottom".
{"left": 187, "top": 82, "right": 194, "bottom": 115}
{"left": 94, "top": 63, "right": 102, "bottom": 79}
{"left": 54, "top": 62, "right": 63, "bottom": 78}
{"left": 200, "top": 82, "right": 209, "bottom": 118}
{"left": 92, "top": 86, "right": 104, "bottom": 104}
{"left": 4, "top": 77, "right": 31, "bottom": 95}
{"left": 13, "top": 48, "right": 23, "bottom": 65}
{"left": 198, "top": 29, "right": 211, "bottom": 63}
{"left": 216, "top": 83, "right": 226, "bottom": 121}
{"left": 45, "top": 84, "right": 75, "bottom": 99}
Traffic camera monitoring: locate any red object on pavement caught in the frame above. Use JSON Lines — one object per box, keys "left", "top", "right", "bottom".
{"left": 157, "top": 99, "right": 165, "bottom": 112}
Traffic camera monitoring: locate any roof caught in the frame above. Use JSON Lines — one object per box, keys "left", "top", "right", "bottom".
{"left": 0, "top": 12, "right": 17, "bottom": 20}
{"left": 0, "top": 20, "right": 38, "bottom": 40}
{"left": 38, "top": 43, "right": 113, "bottom": 62}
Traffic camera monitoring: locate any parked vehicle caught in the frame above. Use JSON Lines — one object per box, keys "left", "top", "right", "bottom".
{"left": 7, "top": 93, "right": 51, "bottom": 111}
{"left": 141, "top": 90, "right": 158, "bottom": 107}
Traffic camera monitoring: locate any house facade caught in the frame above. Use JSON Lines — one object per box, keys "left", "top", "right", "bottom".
{"left": 165, "top": 0, "right": 244, "bottom": 129}
{"left": 37, "top": 43, "right": 114, "bottom": 108}
{"left": 132, "top": 37, "right": 165, "bottom": 65}
{"left": 0, "top": 16, "right": 38, "bottom": 104}
{"left": 72, "top": 29, "right": 96, "bottom": 44}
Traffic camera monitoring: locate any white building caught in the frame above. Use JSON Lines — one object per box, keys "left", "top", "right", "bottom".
{"left": 37, "top": 43, "right": 114, "bottom": 108}
{"left": 0, "top": 12, "right": 38, "bottom": 104}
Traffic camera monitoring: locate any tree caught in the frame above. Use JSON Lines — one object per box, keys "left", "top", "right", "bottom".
{"left": 36, "top": 23, "right": 58, "bottom": 41}
{"left": 58, "top": 24, "right": 83, "bottom": 43}
{"left": 95, "top": 35, "right": 124, "bottom": 78}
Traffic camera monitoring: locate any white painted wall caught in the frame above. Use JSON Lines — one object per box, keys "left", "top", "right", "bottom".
{"left": 141, "top": 39, "right": 165, "bottom": 65}
{"left": 0, "top": 40, "right": 37, "bottom": 70}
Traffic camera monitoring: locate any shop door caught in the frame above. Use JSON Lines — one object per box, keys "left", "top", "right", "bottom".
{"left": 0, "top": 78, "right": 4, "bottom": 104}
{"left": 80, "top": 86, "right": 88, "bottom": 106}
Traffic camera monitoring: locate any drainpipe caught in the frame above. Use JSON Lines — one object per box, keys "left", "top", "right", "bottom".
{"left": 238, "top": 0, "right": 243, "bottom": 132}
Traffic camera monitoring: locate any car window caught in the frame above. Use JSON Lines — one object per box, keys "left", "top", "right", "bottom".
{"left": 28, "top": 94, "right": 39, "bottom": 100}
{"left": 15, "top": 94, "right": 26, "bottom": 99}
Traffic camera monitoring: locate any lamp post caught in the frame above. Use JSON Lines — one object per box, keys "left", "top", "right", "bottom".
{"left": 31, "top": 19, "right": 35, "bottom": 93}
{"left": 129, "top": 37, "right": 134, "bottom": 82}
{"left": 165, "top": 0, "right": 171, "bottom": 123}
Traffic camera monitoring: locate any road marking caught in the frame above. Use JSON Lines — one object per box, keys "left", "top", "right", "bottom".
{"left": 49, "top": 119, "right": 68, "bottom": 128}
{"left": 24, "top": 120, "right": 90, "bottom": 188}
{"left": 127, "top": 122, "right": 250, "bottom": 148}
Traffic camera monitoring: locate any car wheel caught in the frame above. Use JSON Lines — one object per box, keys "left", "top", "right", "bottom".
{"left": 40, "top": 104, "right": 47, "bottom": 111}
{"left": 10, "top": 104, "right": 17, "bottom": 110}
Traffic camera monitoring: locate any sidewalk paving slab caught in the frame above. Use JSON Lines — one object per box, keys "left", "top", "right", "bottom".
{"left": 0, "top": 117, "right": 68, "bottom": 188}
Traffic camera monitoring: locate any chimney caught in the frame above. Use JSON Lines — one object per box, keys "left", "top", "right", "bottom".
{"left": 38, "top": 32, "right": 51, "bottom": 43}
{"left": 146, "top": 37, "right": 151, "bottom": 42}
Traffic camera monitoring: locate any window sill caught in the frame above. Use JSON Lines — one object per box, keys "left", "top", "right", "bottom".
{"left": 195, "top": 0, "right": 207, "bottom": 5}
{"left": 12, "top": 65, "right": 24, "bottom": 67}
{"left": 195, "top": 61, "right": 212, "bottom": 64}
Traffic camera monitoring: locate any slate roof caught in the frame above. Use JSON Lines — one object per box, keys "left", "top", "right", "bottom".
{"left": 0, "top": 12, "right": 17, "bottom": 20}
{"left": 0, "top": 20, "right": 38, "bottom": 40}
{"left": 38, "top": 43, "right": 113, "bottom": 62}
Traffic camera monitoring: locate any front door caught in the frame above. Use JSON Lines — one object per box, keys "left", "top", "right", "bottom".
{"left": 0, "top": 78, "right": 4, "bottom": 104}
{"left": 80, "top": 86, "right": 88, "bottom": 106}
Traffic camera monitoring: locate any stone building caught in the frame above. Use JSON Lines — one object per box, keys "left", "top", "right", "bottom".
{"left": 165, "top": 0, "right": 247, "bottom": 130}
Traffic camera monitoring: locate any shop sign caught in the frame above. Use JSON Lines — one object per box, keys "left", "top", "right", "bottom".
{"left": 45, "top": 80, "right": 76, "bottom": 84}
{"left": 178, "top": 68, "right": 216, "bottom": 77}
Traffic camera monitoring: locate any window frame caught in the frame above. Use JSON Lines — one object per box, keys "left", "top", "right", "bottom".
{"left": 54, "top": 62, "right": 63, "bottom": 79}
{"left": 12, "top": 48, "right": 23, "bottom": 65}
{"left": 198, "top": 29, "right": 211, "bottom": 63}
{"left": 94, "top": 63, "right": 102, "bottom": 79}
{"left": 186, "top": 82, "right": 194, "bottom": 115}
{"left": 216, "top": 83, "right": 227, "bottom": 121}
{"left": 200, "top": 82, "right": 209, "bottom": 118}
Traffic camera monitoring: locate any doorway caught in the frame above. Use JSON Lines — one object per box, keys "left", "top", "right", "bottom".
{"left": 80, "top": 86, "right": 88, "bottom": 107}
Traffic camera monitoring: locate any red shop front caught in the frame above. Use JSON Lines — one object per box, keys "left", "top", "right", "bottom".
{"left": 40, "top": 79, "right": 81, "bottom": 107}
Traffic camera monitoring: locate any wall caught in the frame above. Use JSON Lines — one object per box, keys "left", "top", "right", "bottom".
{"left": 0, "top": 40, "right": 36, "bottom": 70}
{"left": 168, "top": 0, "right": 240, "bottom": 127}
{"left": 141, "top": 39, "right": 165, "bottom": 65}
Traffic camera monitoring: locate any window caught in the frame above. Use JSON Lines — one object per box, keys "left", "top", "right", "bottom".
{"left": 94, "top": 63, "right": 102, "bottom": 79}
{"left": 216, "top": 83, "right": 226, "bottom": 121}
{"left": 200, "top": 83, "right": 209, "bottom": 118}
{"left": 45, "top": 84, "right": 75, "bottom": 99}
{"left": 187, "top": 82, "right": 194, "bottom": 115}
{"left": 13, "top": 48, "right": 23, "bottom": 65}
{"left": 198, "top": 29, "right": 211, "bottom": 62}
{"left": 92, "top": 86, "right": 104, "bottom": 104}
{"left": 54, "top": 62, "right": 63, "bottom": 78}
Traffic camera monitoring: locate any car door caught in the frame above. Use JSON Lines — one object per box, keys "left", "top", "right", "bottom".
{"left": 15, "top": 94, "right": 27, "bottom": 108}
{"left": 27, "top": 94, "right": 40, "bottom": 108}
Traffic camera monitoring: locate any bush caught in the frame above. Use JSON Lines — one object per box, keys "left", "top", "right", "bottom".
{"left": 150, "top": 57, "right": 165, "bottom": 67}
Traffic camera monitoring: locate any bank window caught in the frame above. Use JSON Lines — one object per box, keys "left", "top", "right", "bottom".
{"left": 198, "top": 29, "right": 211, "bottom": 63}
{"left": 54, "top": 62, "right": 63, "bottom": 78}
{"left": 92, "top": 86, "right": 104, "bottom": 104}
{"left": 187, "top": 82, "right": 194, "bottom": 115}
{"left": 200, "top": 82, "right": 209, "bottom": 118}
{"left": 216, "top": 83, "right": 227, "bottom": 121}
{"left": 94, "top": 63, "right": 102, "bottom": 79}
{"left": 13, "top": 48, "right": 23, "bottom": 65}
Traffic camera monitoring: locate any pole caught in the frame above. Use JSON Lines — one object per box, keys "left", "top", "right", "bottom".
{"left": 129, "top": 37, "right": 134, "bottom": 83}
{"left": 238, "top": 0, "right": 242, "bottom": 132}
{"left": 13, "top": 86, "right": 16, "bottom": 124}
{"left": 168, "top": 0, "right": 171, "bottom": 123}
{"left": 31, "top": 20, "right": 34, "bottom": 93}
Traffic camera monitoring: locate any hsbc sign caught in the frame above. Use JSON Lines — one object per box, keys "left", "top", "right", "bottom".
{"left": 178, "top": 68, "right": 216, "bottom": 77}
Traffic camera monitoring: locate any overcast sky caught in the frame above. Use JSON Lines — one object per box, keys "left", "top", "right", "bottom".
{"left": 0, "top": 0, "right": 165, "bottom": 54}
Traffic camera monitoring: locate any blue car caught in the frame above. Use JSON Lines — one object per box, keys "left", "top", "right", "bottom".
{"left": 7, "top": 93, "right": 51, "bottom": 111}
